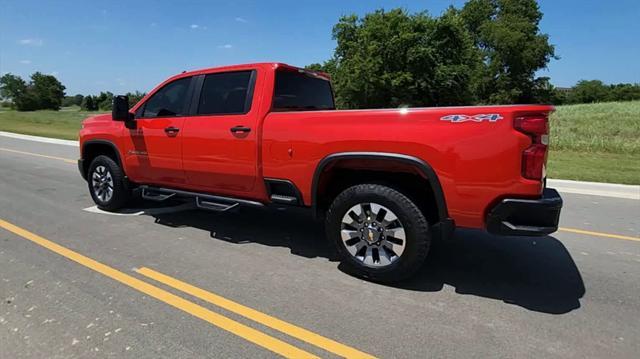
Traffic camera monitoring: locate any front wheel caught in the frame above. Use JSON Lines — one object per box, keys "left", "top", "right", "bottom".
{"left": 87, "top": 155, "right": 129, "bottom": 211}
{"left": 325, "top": 184, "right": 431, "bottom": 283}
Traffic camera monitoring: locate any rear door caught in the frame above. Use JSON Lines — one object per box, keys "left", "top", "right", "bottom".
{"left": 123, "top": 76, "right": 194, "bottom": 186}
{"left": 181, "top": 70, "right": 259, "bottom": 195}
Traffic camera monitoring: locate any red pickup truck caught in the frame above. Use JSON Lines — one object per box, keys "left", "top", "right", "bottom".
{"left": 78, "top": 62, "right": 562, "bottom": 282}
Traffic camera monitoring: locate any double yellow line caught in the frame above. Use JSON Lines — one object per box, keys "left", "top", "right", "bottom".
{"left": 0, "top": 219, "right": 375, "bottom": 358}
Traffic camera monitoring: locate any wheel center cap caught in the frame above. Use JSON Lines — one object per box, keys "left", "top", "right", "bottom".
{"left": 364, "top": 225, "right": 381, "bottom": 243}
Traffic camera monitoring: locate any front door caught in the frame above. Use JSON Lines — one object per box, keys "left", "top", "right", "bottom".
{"left": 181, "top": 70, "right": 259, "bottom": 195}
{"left": 123, "top": 76, "right": 193, "bottom": 186}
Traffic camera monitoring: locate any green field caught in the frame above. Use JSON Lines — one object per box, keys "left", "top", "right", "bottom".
{"left": 547, "top": 101, "right": 639, "bottom": 184}
{"left": 1, "top": 102, "right": 639, "bottom": 184}
{"left": 0, "top": 106, "right": 105, "bottom": 140}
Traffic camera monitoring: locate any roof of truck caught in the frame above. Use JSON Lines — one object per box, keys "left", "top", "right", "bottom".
{"left": 180, "top": 62, "right": 297, "bottom": 77}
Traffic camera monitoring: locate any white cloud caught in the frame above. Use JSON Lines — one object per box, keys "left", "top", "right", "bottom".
{"left": 218, "top": 44, "right": 233, "bottom": 49}
{"left": 150, "top": 22, "right": 157, "bottom": 27}
{"left": 235, "top": 17, "right": 248, "bottom": 23}
{"left": 190, "top": 24, "right": 199, "bottom": 29}
{"left": 19, "top": 59, "right": 32, "bottom": 64}
{"left": 189, "top": 23, "right": 207, "bottom": 30}
{"left": 18, "top": 38, "right": 43, "bottom": 46}
{"left": 50, "top": 71, "right": 59, "bottom": 76}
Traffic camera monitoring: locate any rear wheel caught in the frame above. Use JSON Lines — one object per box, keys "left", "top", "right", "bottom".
{"left": 88, "top": 155, "right": 129, "bottom": 211}
{"left": 325, "top": 184, "right": 430, "bottom": 282}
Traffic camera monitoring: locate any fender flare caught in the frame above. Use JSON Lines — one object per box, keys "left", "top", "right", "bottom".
{"left": 311, "top": 152, "right": 449, "bottom": 221}
{"left": 81, "top": 139, "right": 125, "bottom": 176}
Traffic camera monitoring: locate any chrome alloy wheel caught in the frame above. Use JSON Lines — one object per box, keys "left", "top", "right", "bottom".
{"left": 340, "top": 202, "right": 406, "bottom": 267}
{"left": 91, "top": 165, "right": 114, "bottom": 202}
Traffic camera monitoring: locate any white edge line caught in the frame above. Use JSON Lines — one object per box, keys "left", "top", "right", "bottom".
{"left": 83, "top": 206, "right": 144, "bottom": 216}
{"left": 0, "top": 131, "right": 79, "bottom": 147}
{"left": 552, "top": 187, "right": 640, "bottom": 200}
{"left": 547, "top": 179, "right": 640, "bottom": 190}
{"left": 83, "top": 203, "right": 196, "bottom": 216}
{"left": 547, "top": 179, "right": 640, "bottom": 200}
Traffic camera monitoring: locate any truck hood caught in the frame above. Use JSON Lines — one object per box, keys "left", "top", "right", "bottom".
{"left": 82, "top": 113, "right": 112, "bottom": 128}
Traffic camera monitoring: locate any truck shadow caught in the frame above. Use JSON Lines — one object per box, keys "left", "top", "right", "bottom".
{"left": 147, "top": 204, "right": 585, "bottom": 315}
{"left": 397, "top": 229, "right": 586, "bottom": 314}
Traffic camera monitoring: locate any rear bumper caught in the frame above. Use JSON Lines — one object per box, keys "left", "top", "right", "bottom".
{"left": 486, "top": 188, "right": 562, "bottom": 236}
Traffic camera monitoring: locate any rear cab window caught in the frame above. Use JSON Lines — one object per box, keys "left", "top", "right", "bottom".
{"left": 272, "top": 69, "right": 335, "bottom": 112}
{"left": 197, "top": 71, "right": 255, "bottom": 115}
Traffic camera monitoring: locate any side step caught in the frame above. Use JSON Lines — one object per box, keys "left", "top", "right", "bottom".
{"left": 265, "top": 179, "right": 302, "bottom": 206}
{"left": 270, "top": 194, "right": 298, "bottom": 204}
{"left": 195, "top": 197, "right": 239, "bottom": 212}
{"left": 141, "top": 188, "right": 176, "bottom": 202}
{"left": 139, "top": 185, "right": 264, "bottom": 212}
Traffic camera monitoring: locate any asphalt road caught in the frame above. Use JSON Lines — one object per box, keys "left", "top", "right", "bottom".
{"left": 1, "top": 135, "right": 639, "bottom": 358}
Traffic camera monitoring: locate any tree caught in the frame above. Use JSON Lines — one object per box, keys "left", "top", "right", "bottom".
{"left": 567, "top": 80, "right": 610, "bottom": 103}
{"left": 74, "top": 94, "right": 85, "bottom": 106}
{"left": 30, "top": 72, "right": 66, "bottom": 110}
{"left": 0, "top": 72, "right": 65, "bottom": 111}
{"left": 319, "top": 8, "right": 478, "bottom": 109}
{"left": 460, "top": 0, "right": 556, "bottom": 104}
{"left": 61, "top": 96, "right": 76, "bottom": 107}
{"left": 0, "top": 74, "right": 28, "bottom": 109}
{"left": 125, "top": 91, "right": 146, "bottom": 108}
{"left": 608, "top": 83, "right": 640, "bottom": 102}
{"left": 81, "top": 95, "right": 98, "bottom": 111}
{"left": 62, "top": 94, "right": 84, "bottom": 107}
{"left": 96, "top": 91, "right": 114, "bottom": 111}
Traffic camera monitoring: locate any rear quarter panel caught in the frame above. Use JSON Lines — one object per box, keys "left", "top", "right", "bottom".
{"left": 262, "top": 105, "right": 553, "bottom": 228}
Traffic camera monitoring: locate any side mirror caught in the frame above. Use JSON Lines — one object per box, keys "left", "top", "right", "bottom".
{"left": 112, "top": 95, "right": 133, "bottom": 121}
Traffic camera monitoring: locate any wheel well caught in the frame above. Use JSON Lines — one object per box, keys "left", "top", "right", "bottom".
{"left": 81, "top": 142, "right": 121, "bottom": 177}
{"left": 314, "top": 158, "right": 443, "bottom": 224}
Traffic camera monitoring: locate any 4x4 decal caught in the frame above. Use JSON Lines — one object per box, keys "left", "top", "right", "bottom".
{"left": 440, "top": 114, "right": 503, "bottom": 123}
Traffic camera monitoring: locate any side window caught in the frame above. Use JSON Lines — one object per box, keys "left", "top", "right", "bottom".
{"left": 141, "top": 77, "right": 191, "bottom": 118}
{"left": 198, "top": 71, "right": 254, "bottom": 115}
{"left": 272, "top": 70, "right": 335, "bottom": 111}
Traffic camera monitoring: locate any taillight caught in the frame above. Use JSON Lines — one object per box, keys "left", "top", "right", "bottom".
{"left": 514, "top": 117, "right": 548, "bottom": 136}
{"left": 521, "top": 144, "right": 546, "bottom": 179}
{"left": 515, "top": 115, "right": 549, "bottom": 180}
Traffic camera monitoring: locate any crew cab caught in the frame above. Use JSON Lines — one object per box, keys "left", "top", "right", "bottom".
{"left": 78, "top": 62, "right": 563, "bottom": 282}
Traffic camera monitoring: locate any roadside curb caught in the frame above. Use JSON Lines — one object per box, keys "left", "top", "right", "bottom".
{"left": 0, "top": 131, "right": 78, "bottom": 147}
{"left": 547, "top": 179, "right": 639, "bottom": 200}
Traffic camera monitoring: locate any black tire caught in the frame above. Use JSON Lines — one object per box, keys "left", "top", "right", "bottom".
{"left": 325, "top": 184, "right": 430, "bottom": 283}
{"left": 87, "top": 155, "right": 130, "bottom": 211}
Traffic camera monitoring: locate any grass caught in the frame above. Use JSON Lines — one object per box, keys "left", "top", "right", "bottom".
{"left": 547, "top": 101, "right": 640, "bottom": 184}
{"left": 549, "top": 101, "right": 640, "bottom": 155}
{"left": 0, "top": 102, "right": 638, "bottom": 184}
{"left": 548, "top": 150, "right": 639, "bottom": 185}
{"left": 0, "top": 106, "right": 105, "bottom": 140}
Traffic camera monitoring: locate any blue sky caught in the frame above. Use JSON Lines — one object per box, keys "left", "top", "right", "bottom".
{"left": 1, "top": 0, "right": 638, "bottom": 95}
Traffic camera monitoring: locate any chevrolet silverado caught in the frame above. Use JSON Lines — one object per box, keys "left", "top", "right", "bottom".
{"left": 78, "top": 62, "right": 563, "bottom": 282}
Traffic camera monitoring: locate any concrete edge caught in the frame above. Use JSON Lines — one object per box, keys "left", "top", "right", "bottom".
{"left": 547, "top": 179, "right": 639, "bottom": 200}
{"left": 0, "top": 131, "right": 79, "bottom": 147}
